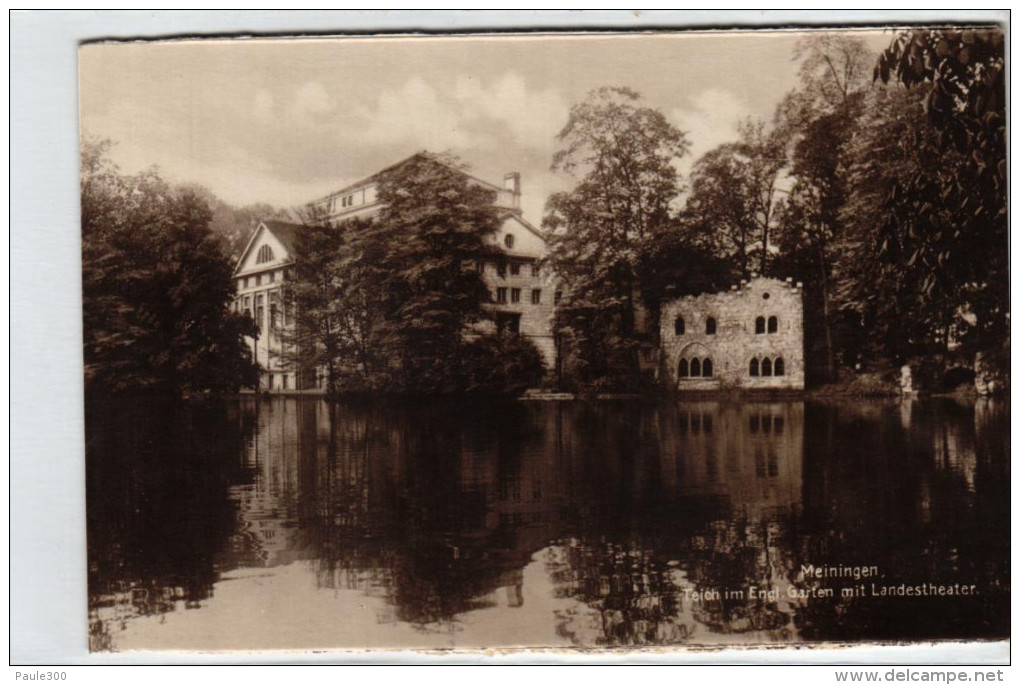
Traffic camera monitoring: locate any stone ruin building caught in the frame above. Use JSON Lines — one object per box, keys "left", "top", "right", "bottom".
{"left": 660, "top": 276, "right": 805, "bottom": 391}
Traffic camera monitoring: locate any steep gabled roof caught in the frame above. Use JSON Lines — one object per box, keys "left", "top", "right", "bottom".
{"left": 261, "top": 220, "right": 302, "bottom": 255}
{"left": 232, "top": 219, "right": 304, "bottom": 277}
{"left": 313, "top": 151, "right": 503, "bottom": 205}
{"left": 497, "top": 210, "right": 548, "bottom": 244}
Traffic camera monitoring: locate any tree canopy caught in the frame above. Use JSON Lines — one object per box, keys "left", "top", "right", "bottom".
{"left": 545, "top": 87, "right": 690, "bottom": 389}
{"left": 284, "top": 152, "right": 544, "bottom": 396}
{"left": 81, "top": 137, "right": 258, "bottom": 395}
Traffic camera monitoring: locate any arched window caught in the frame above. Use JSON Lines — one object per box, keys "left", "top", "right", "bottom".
{"left": 678, "top": 359, "right": 689, "bottom": 378}
{"left": 706, "top": 317, "right": 717, "bottom": 335}
{"left": 768, "top": 316, "right": 778, "bottom": 333}
{"left": 674, "top": 316, "right": 685, "bottom": 335}
{"left": 702, "top": 358, "right": 713, "bottom": 377}
{"left": 504, "top": 234, "right": 515, "bottom": 249}
{"left": 762, "top": 358, "right": 773, "bottom": 376}
{"left": 690, "top": 358, "right": 702, "bottom": 377}
{"left": 749, "top": 358, "right": 759, "bottom": 376}
{"left": 755, "top": 316, "right": 766, "bottom": 334}
{"left": 256, "top": 244, "right": 275, "bottom": 264}
{"left": 774, "top": 357, "right": 785, "bottom": 376}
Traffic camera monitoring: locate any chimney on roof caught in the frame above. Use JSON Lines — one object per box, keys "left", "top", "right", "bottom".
{"left": 504, "top": 172, "right": 521, "bottom": 209}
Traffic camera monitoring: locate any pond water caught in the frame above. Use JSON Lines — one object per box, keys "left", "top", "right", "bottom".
{"left": 86, "top": 396, "right": 1009, "bottom": 652}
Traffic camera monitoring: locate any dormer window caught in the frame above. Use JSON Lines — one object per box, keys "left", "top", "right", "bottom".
{"left": 504, "top": 234, "right": 515, "bottom": 249}
{"left": 256, "top": 245, "right": 275, "bottom": 264}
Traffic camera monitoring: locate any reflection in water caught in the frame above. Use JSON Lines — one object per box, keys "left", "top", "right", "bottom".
{"left": 86, "top": 396, "right": 1009, "bottom": 651}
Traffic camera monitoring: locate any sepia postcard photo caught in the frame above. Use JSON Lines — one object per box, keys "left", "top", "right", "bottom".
{"left": 75, "top": 23, "right": 1008, "bottom": 656}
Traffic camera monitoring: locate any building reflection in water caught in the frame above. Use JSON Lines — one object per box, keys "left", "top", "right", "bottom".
{"left": 86, "top": 396, "right": 1009, "bottom": 650}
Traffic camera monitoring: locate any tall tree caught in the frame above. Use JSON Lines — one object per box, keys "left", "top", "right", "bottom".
{"left": 175, "top": 183, "right": 289, "bottom": 261}
{"left": 544, "top": 87, "right": 689, "bottom": 388}
{"left": 839, "top": 86, "right": 965, "bottom": 364}
{"left": 684, "top": 118, "right": 787, "bottom": 278}
{"left": 281, "top": 207, "right": 350, "bottom": 396}
{"left": 283, "top": 153, "right": 543, "bottom": 396}
{"left": 81, "top": 137, "right": 258, "bottom": 395}
{"left": 774, "top": 34, "right": 876, "bottom": 383}
{"left": 873, "top": 28, "right": 1007, "bottom": 355}
{"left": 372, "top": 153, "right": 503, "bottom": 394}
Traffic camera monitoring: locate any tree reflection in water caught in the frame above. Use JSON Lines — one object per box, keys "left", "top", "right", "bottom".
{"left": 86, "top": 396, "right": 1009, "bottom": 650}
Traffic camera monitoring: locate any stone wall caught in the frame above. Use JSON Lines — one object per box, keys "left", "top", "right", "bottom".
{"left": 660, "top": 277, "right": 805, "bottom": 390}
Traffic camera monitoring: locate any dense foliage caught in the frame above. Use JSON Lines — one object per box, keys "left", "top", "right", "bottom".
{"left": 544, "top": 87, "right": 690, "bottom": 389}
{"left": 868, "top": 28, "right": 1008, "bottom": 358}
{"left": 81, "top": 138, "right": 258, "bottom": 395}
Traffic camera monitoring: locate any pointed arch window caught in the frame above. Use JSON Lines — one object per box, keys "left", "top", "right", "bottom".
{"left": 762, "top": 358, "right": 773, "bottom": 376}
{"left": 768, "top": 316, "right": 778, "bottom": 333}
{"left": 774, "top": 357, "right": 785, "bottom": 376}
{"left": 702, "top": 358, "right": 713, "bottom": 377}
{"left": 690, "top": 358, "right": 701, "bottom": 377}
{"left": 706, "top": 317, "right": 717, "bottom": 335}
{"left": 678, "top": 359, "right": 689, "bottom": 378}
{"left": 755, "top": 316, "right": 766, "bottom": 334}
{"left": 750, "top": 358, "right": 760, "bottom": 376}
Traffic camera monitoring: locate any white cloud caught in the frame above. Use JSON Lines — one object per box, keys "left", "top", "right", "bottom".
{"left": 349, "top": 77, "right": 478, "bottom": 150}
{"left": 452, "top": 72, "right": 567, "bottom": 149}
{"left": 347, "top": 72, "right": 567, "bottom": 154}
{"left": 288, "top": 81, "right": 333, "bottom": 126}
{"left": 671, "top": 88, "right": 756, "bottom": 173}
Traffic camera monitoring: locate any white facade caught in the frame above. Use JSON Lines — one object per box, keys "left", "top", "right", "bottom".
{"left": 232, "top": 221, "right": 301, "bottom": 391}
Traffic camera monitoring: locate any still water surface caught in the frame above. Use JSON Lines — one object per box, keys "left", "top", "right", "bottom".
{"left": 86, "top": 396, "right": 1009, "bottom": 651}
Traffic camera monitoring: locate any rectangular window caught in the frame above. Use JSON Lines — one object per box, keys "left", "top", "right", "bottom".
{"left": 531, "top": 289, "right": 541, "bottom": 304}
{"left": 268, "top": 271, "right": 275, "bottom": 283}
{"left": 270, "top": 303, "right": 278, "bottom": 330}
{"left": 511, "top": 288, "right": 521, "bottom": 304}
{"left": 510, "top": 262, "right": 520, "bottom": 276}
{"left": 496, "top": 287, "right": 508, "bottom": 303}
{"left": 496, "top": 312, "right": 521, "bottom": 334}
{"left": 282, "top": 374, "right": 288, "bottom": 390}
{"left": 531, "top": 263, "right": 540, "bottom": 278}
{"left": 554, "top": 291, "right": 562, "bottom": 305}
{"left": 497, "top": 262, "right": 507, "bottom": 278}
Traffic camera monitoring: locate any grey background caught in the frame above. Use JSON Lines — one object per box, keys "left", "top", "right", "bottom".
{"left": 10, "top": 9, "right": 1009, "bottom": 665}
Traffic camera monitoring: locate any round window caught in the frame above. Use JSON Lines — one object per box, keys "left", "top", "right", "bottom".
{"left": 763, "top": 292, "right": 770, "bottom": 300}
{"left": 504, "top": 234, "right": 515, "bottom": 249}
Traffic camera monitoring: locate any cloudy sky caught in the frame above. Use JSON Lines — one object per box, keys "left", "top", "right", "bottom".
{"left": 79, "top": 29, "right": 892, "bottom": 223}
